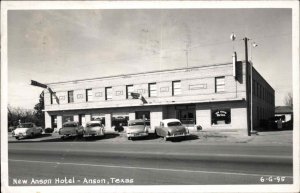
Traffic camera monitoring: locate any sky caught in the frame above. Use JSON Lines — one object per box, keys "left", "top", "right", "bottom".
{"left": 7, "top": 8, "right": 292, "bottom": 109}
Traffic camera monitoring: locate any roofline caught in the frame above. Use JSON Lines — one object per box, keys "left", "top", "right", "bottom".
{"left": 46, "top": 61, "right": 233, "bottom": 85}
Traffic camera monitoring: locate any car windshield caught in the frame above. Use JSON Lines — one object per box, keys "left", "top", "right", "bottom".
{"left": 63, "top": 123, "right": 77, "bottom": 127}
{"left": 87, "top": 123, "right": 101, "bottom": 127}
{"left": 129, "top": 122, "right": 144, "bottom": 126}
{"left": 167, "top": 121, "right": 182, "bottom": 127}
{"left": 17, "top": 123, "right": 33, "bottom": 128}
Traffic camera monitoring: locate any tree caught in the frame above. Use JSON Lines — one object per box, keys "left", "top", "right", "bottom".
{"left": 284, "top": 92, "right": 293, "bottom": 107}
{"left": 7, "top": 105, "right": 36, "bottom": 127}
{"left": 34, "top": 91, "right": 45, "bottom": 127}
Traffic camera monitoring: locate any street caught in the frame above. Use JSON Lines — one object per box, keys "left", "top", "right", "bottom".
{"left": 8, "top": 138, "right": 293, "bottom": 185}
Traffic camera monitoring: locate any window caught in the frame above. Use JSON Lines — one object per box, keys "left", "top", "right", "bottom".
{"left": 148, "top": 83, "right": 157, "bottom": 97}
{"left": 112, "top": 114, "right": 129, "bottom": 127}
{"left": 105, "top": 87, "right": 112, "bottom": 100}
{"left": 211, "top": 108, "right": 231, "bottom": 125}
{"left": 91, "top": 114, "right": 106, "bottom": 125}
{"left": 126, "top": 85, "right": 134, "bottom": 99}
{"left": 51, "top": 92, "right": 57, "bottom": 104}
{"left": 215, "top": 77, "right": 225, "bottom": 93}
{"left": 86, "top": 89, "right": 92, "bottom": 102}
{"left": 68, "top": 91, "right": 74, "bottom": 103}
{"left": 62, "top": 115, "right": 74, "bottom": 123}
{"left": 172, "top": 81, "right": 181, "bottom": 96}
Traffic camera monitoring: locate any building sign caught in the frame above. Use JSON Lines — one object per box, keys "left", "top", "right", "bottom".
{"left": 116, "top": 91, "right": 123, "bottom": 96}
{"left": 160, "top": 87, "right": 169, "bottom": 92}
{"left": 189, "top": 84, "right": 207, "bottom": 90}
{"left": 95, "top": 92, "right": 102, "bottom": 97}
{"left": 211, "top": 108, "right": 231, "bottom": 125}
{"left": 137, "top": 89, "right": 145, "bottom": 94}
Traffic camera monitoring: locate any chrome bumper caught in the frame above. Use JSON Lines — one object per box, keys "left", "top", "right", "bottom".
{"left": 127, "top": 132, "right": 148, "bottom": 137}
{"left": 166, "top": 133, "right": 190, "bottom": 139}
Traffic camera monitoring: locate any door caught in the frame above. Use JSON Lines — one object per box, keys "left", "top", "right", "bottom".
{"left": 79, "top": 114, "right": 86, "bottom": 127}
{"left": 51, "top": 115, "right": 57, "bottom": 129}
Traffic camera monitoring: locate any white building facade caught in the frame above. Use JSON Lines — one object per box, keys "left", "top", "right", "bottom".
{"left": 43, "top": 61, "right": 274, "bottom": 133}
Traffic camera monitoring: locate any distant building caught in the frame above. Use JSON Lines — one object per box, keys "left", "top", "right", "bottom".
{"left": 43, "top": 60, "right": 275, "bottom": 133}
{"left": 275, "top": 106, "right": 293, "bottom": 123}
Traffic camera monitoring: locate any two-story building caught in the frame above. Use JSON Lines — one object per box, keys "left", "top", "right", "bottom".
{"left": 43, "top": 60, "right": 275, "bottom": 133}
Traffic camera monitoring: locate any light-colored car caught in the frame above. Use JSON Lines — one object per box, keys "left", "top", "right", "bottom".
{"left": 83, "top": 121, "right": 105, "bottom": 138}
{"left": 59, "top": 121, "right": 84, "bottom": 138}
{"left": 12, "top": 122, "right": 42, "bottom": 140}
{"left": 126, "top": 119, "right": 150, "bottom": 140}
{"left": 155, "top": 119, "right": 189, "bottom": 141}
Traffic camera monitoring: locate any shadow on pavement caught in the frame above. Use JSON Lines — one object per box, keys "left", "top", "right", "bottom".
{"left": 8, "top": 133, "right": 120, "bottom": 143}
{"left": 169, "top": 134, "right": 199, "bottom": 143}
{"left": 129, "top": 133, "right": 160, "bottom": 141}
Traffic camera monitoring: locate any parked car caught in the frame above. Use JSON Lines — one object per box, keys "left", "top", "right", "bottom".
{"left": 155, "top": 119, "right": 189, "bottom": 141}
{"left": 83, "top": 121, "right": 105, "bottom": 138}
{"left": 12, "top": 122, "right": 42, "bottom": 140}
{"left": 126, "top": 119, "right": 150, "bottom": 140}
{"left": 59, "top": 121, "right": 84, "bottom": 138}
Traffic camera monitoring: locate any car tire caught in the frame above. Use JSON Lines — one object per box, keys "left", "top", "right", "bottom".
{"left": 31, "top": 132, "right": 34, "bottom": 138}
{"left": 15, "top": 137, "right": 19, "bottom": 140}
{"left": 128, "top": 137, "right": 131, "bottom": 140}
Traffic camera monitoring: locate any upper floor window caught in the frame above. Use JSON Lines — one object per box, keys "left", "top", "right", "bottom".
{"left": 68, "top": 91, "right": 74, "bottom": 103}
{"left": 148, "top": 83, "right": 157, "bottom": 97}
{"left": 105, "top": 87, "right": 112, "bottom": 100}
{"left": 215, "top": 77, "right": 225, "bottom": 93}
{"left": 126, "top": 85, "right": 134, "bottom": 99}
{"left": 172, "top": 81, "right": 181, "bottom": 96}
{"left": 51, "top": 92, "right": 57, "bottom": 104}
{"left": 86, "top": 89, "right": 92, "bottom": 102}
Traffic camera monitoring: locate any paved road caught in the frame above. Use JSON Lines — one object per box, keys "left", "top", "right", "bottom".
{"left": 8, "top": 141, "right": 293, "bottom": 185}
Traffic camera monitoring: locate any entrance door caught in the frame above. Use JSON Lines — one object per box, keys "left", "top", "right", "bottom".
{"left": 51, "top": 115, "right": 57, "bottom": 129}
{"left": 175, "top": 105, "right": 196, "bottom": 126}
{"left": 79, "top": 114, "right": 86, "bottom": 127}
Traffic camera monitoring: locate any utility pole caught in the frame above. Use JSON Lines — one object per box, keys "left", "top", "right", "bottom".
{"left": 244, "top": 37, "right": 252, "bottom": 136}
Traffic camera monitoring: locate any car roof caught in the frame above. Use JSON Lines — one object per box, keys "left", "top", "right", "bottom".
{"left": 86, "top": 121, "right": 101, "bottom": 124}
{"left": 161, "top": 119, "right": 181, "bottom": 124}
{"left": 63, "top": 121, "right": 78, "bottom": 125}
{"left": 128, "top": 119, "right": 149, "bottom": 123}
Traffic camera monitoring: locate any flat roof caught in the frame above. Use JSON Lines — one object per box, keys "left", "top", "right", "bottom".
{"left": 46, "top": 61, "right": 234, "bottom": 85}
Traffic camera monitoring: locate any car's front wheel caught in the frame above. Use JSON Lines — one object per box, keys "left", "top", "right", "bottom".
{"left": 15, "top": 136, "right": 19, "bottom": 140}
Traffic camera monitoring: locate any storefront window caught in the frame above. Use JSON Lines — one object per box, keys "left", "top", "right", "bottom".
{"left": 112, "top": 114, "right": 129, "bottom": 127}
{"left": 62, "top": 115, "right": 74, "bottom": 123}
{"left": 211, "top": 108, "right": 231, "bottom": 125}
{"left": 91, "top": 114, "right": 105, "bottom": 125}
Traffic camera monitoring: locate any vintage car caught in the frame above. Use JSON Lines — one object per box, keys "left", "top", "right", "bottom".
{"left": 59, "top": 121, "right": 84, "bottom": 138}
{"left": 126, "top": 119, "right": 150, "bottom": 140}
{"left": 83, "top": 121, "right": 105, "bottom": 138}
{"left": 155, "top": 119, "right": 189, "bottom": 141}
{"left": 12, "top": 122, "right": 42, "bottom": 140}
